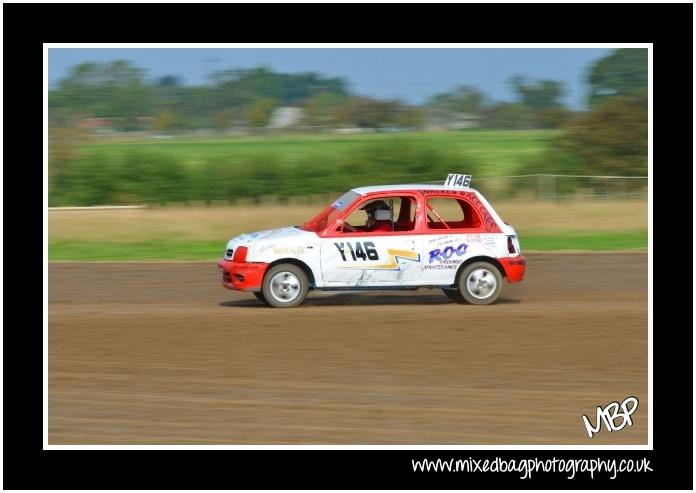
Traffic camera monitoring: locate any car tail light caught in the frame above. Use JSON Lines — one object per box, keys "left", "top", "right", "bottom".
{"left": 507, "top": 236, "right": 516, "bottom": 254}
{"left": 233, "top": 246, "right": 248, "bottom": 262}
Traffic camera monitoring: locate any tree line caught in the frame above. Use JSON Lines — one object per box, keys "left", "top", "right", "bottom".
{"left": 519, "top": 49, "right": 648, "bottom": 179}
{"left": 48, "top": 49, "right": 646, "bottom": 133}
{"left": 48, "top": 49, "right": 648, "bottom": 205}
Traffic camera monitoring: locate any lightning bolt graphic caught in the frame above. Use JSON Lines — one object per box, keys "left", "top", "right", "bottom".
{"left": 341, "top": 249, "right": 420, "bottom": 270}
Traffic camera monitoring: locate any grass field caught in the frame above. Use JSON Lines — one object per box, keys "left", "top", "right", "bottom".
{"left": 83, "top": 130, "right": 556, "bottom": 176}
{"left": 50, "top": 130, "right": 559, "bottom": 206}
{"left": 48, "top": 198, "right": 647, "bottom": 260}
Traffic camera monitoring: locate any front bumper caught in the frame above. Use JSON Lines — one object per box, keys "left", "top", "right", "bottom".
{"left": 217, "top": 258, "right": 269, "bottom": 291}
{"left": 498, "top": 255, "right": 527, "bottom": 283}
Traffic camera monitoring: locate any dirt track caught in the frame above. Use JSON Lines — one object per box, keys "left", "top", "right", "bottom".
{"left": 48, "top": 253, "right": 648, "bottom": 445}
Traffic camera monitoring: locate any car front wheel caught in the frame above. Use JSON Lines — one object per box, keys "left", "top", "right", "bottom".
{"left": 262, "top": 264, "right": 309, "bottom": 308}
{"left": 253, "top": 291, "right": 269, "bottom": 305}
{"left": 458, "top": 261, "right": 503, "bottom": 305}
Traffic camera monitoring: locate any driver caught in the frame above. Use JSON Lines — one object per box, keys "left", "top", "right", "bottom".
{"left": 360, "top": 200, "right": 393, "bottom": 232}
{"left": 341, "top": 199, "right": 393, "bottom": 233}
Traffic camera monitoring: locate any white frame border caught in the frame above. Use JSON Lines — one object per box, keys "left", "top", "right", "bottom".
{"left": 43, "top": 42, "right": 653, "bottom": 451}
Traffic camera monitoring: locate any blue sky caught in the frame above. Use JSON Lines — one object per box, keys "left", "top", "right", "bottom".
{"left": 48, "top": 48, "right": 610, "bottom": 109}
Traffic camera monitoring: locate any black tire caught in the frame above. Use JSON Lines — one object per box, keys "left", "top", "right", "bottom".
{"left": 442, "top": 289, "right": 465, "bottom": 303}
{"left": 253, "top": 291, "right": 269, "bottom": 305}
{"left": 262, "top": 264, "right": 309, "bottom": 308}
{"left": 457, "top": 261, "right": 503, "bottom": 305}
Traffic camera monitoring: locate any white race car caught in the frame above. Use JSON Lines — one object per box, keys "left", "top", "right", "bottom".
{"left": 218, "top": 174, "right": 526, "bottom": 307}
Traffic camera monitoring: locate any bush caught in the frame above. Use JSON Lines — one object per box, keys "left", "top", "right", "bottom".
{"left": 49, "top": 137, "right": 488, "bottom": 206}
{"left": 50, "top": 149, "right": 189, "bottom": 205}
{"left": 557, "top": 91, "right": 647, "bottom": 177}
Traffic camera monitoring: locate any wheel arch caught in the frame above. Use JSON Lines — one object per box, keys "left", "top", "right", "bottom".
{"left": 266, "top": 258, "right": 317, "bottom": 289}
{"left": 454, "top": 256, "right": 506, "bottom": 285}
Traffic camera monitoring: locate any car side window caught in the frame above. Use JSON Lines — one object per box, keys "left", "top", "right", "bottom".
{"left": 425, "top": 197, "right": 482, "bottom": 230}
{"left": 394, "top": 196, "right": 417, "bottom": 231}
{"left": 339, "top": 196, "right": 417, "bottom": 234}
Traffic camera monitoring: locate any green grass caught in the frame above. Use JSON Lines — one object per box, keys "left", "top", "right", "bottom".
{"left": 49, "top": 230, "right": 647, "bottom": 261}
{"left": 520, "top": 230, "right": 647, "bottom": 251}
{"left": 48, "top": 239, "right": 225, "bottom": 261}
{"left": 84, "top": 130, "right": 555, "bottom": 176}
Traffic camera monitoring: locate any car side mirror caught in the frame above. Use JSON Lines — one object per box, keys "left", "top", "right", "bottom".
{"left": 335, "top": 219, "right": 343, "bottom": 232}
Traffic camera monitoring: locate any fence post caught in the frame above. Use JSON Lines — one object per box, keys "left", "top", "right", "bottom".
{"left": 537, "top": 174, "right": 556, "bottom": 200}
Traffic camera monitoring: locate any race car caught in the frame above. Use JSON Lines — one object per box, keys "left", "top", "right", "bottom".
{"left": 218, "top": 174, "right": 526, "bottom": 308}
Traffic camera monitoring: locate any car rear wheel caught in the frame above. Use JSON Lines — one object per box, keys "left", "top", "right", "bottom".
{"left": 262, "top": 264, "right": 309, "bottom": 308}
{"left": 458, "top": 261, "right": 503, "bottom": 305}
{"left": 442, "top": 289, "right": 465, "bottom": 303}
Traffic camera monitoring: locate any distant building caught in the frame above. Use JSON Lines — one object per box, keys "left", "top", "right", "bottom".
{"left": 334, "top": 127, "right": 375, "bottom": 134}
{"left": 79, "top": 116, "right": 155, "bottom": 133}
{"left": 426, "top": 112, "right": 481, "bottom": 131}
{"left": 79, "top": 117, "right": 113, "bottom": 129}
{"left": 136, "top": 116, "right": 154, "bottom": 127}
{"left": 268, "top": 107, "right": 305, "bottom": 129}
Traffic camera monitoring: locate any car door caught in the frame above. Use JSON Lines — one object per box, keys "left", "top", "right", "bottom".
{"left": 320, "top": 195, "right": 423, "bottom": 287}
{"left": 419, "top": 194, "right": 490, "bottom": 285}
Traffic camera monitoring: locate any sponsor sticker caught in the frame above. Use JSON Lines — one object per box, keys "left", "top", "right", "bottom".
{"left": 273, "top": 246, "right": 305, "bottom": 255}
{"left": 428, "top": 243, "right": 468, "bottom": 263}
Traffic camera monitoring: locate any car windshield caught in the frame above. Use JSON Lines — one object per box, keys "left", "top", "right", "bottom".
{"left": 299, "top": 190, "right": 360, "bottom": 232}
